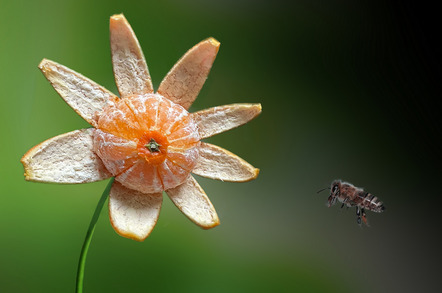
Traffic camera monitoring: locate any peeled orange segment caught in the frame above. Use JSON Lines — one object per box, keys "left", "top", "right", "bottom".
{"left": 93, "top": 129, "right": 138, "bottom": 161}
{"left": 96, "top": 98, "right": 143, "bottom": 140}
{"left": 167, "top": 146, "right": 199, "bottom": 172}
{"left": 192, "top": 142, "right": 259, "bottom": 182}
{"left": 38, "top": 59, "right": 118, "bottom": 127}
{"left": 166, "top": 175, "right": 219, "bottom": 229}
{"left": 164, "top": 114, "right": 194, "bottom": 138}
{"left": 191, "top": 103, "right": 262, "bottom": 139}
{"left": 158, "top": 38, "right": 220, "bottom": 110}
{"left": 100, "top": 156, "right": 139, "bottom": 176}
{"left": 93, "top": 129, "right": 139, "bottom": 175}
{"left": 21, "top": 129, "right": 111, "bottom": 183}
{"left": 109, "top": 181, "right": 162, "bottom": 241}
{"left": 157, "top": 160, "right": 190, "bottom": 190}
{"left": 115, "top": 160, "right": 163, "bottom": 194}
{"left": 167, "top": 123, "right": 200, "bottom": 148}
{"left": 156, "top": 98, "right": 191, "bottom": 135}
{"left": 110, "top": 14, "right": 154, "bottom": 98}
{"left": 123, "top": 94, "right": 161, "bottom": 131}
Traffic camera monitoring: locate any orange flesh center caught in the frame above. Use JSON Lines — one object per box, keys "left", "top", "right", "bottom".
{"left": 93, "top": 93, "right": 200, "bottom": 193}
{"left": 136, "top": 131, "right": 169, "bottom": 165}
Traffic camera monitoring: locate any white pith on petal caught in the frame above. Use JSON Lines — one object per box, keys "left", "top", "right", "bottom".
{"left": 38, "top": 59, "right": 118, "bottom": 127}
{"left": 109, "top": 181, "right": 162, "bottom": 241}
{"left": 192, "top": 142, "right": 259, "bottom": 182}
{"left": 166, "top": 175, "right": 219, "bottom": 229}
{"left": 110, "top": 14, "right": 154, "bottom": 98}
{"left": 191, "top": 103, "right": 262, "bottom": 139}
{"left": 158, "top": 38, "right": 220, "bottom": 110}
{"left": 21, "top": 129, "right": 111, "bottom": 183}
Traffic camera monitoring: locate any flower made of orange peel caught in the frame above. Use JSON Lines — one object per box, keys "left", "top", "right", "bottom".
{"left": 21, "top": 14, "right": 261, "bottom": 241}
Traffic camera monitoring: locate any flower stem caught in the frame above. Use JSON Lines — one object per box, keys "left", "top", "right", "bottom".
{"left": 76, "top": 177, "right": 115, "bottom": 293}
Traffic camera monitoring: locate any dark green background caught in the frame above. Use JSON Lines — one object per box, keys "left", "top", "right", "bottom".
{"left": 1, "top": 1, "right": 440, "bottom": 292}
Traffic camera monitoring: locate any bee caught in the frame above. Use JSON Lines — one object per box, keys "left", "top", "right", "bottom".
{"left": 317, "top": 180, "right": 385, "bottom": 225}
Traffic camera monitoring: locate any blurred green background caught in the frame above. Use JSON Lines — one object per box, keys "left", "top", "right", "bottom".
{"left": 1, "top": 0, "right": 440, "bottom": 292}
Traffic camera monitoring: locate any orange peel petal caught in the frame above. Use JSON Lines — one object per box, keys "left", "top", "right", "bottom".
{"left": 38, "top": 59, "right": 118, "bottom": 127}
{"left": 109, "top": 181, "right": 162, "bottom": 241}
{"left": 191, "top": 103, "right": 262, "bottom": 139}
{"left": 21, "top": 129, "right": 111, "bottom": 183}
{"left": 192, "top": 142, "right": 259, "bottom": 182}
{"left": 158, "top": 38, "right": 220, "bottom": 110}
{"left": 110, "top": 14, "right": 153, "bottom": 98}
{"left": 166, "top": 175, "right": 219, "bottom": 229}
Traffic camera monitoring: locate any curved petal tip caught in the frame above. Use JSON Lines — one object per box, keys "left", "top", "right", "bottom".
{"left": 110, "top": 14, "right": 125, "bottom": 21}
{"left": 207, "top": 37, "right": 220, "bottom": 51}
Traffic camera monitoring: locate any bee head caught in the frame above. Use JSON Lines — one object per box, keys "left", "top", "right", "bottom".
{"left": 330, "top": 180, "right": 341, "bottom": 196}
{"left": 317, "top": 180, "right": 342, "bottom": 195}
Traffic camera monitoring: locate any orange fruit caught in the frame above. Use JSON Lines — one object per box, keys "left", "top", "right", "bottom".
{"left": 93, "top": 94, "right": 200, "bottom": 193}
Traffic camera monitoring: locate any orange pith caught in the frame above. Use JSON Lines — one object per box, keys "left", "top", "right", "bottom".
{"left": 93, "top": 93, "right": 200, "bottom": 194}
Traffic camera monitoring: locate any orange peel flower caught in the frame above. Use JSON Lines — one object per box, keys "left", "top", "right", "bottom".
{"left": 21, "top": 14, "right": 261, "bottom": 241}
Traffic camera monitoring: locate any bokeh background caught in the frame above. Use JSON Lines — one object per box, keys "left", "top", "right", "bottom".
{"left": 1, "top": 0, "right": 440, "bottom": 292}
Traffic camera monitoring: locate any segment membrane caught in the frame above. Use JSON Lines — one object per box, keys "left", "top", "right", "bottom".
{"left": 96, "top": 99, "right": 142, "bottom": 140}
{"left": 115, "top": 160, "right": 163, "bottom": 193}
{"left": 157, "top": 160, "right": 189, "bottom": 190}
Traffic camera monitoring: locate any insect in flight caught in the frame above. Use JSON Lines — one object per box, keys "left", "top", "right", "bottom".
{"left": 317, "top": 180, "right": 385, "bottom": 225}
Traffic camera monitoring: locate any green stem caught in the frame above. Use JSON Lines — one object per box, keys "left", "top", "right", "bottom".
{"left": 76, "top": 177, "right": 115, "bottom": 293}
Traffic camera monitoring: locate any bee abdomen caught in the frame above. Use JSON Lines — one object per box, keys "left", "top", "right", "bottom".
{"left": 359, "top": 192, "right": 385, "bottom": 213}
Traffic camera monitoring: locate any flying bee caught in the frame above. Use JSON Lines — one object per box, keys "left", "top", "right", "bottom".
{"left": 317, "top": 180, "right": 385, "bottom": 225}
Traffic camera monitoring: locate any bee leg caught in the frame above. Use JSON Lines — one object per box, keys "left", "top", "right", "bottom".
{"left": 361, "top": 208, "right": 369, "bottom": 226}
{"left": 356, "top": 206, "right": 362, "bottom": 225}
{"left": 341, "top": 198, "right": 349, "bottom": 209}
{"left": 327, "top": 195, "right": 333, "bottom": 207}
